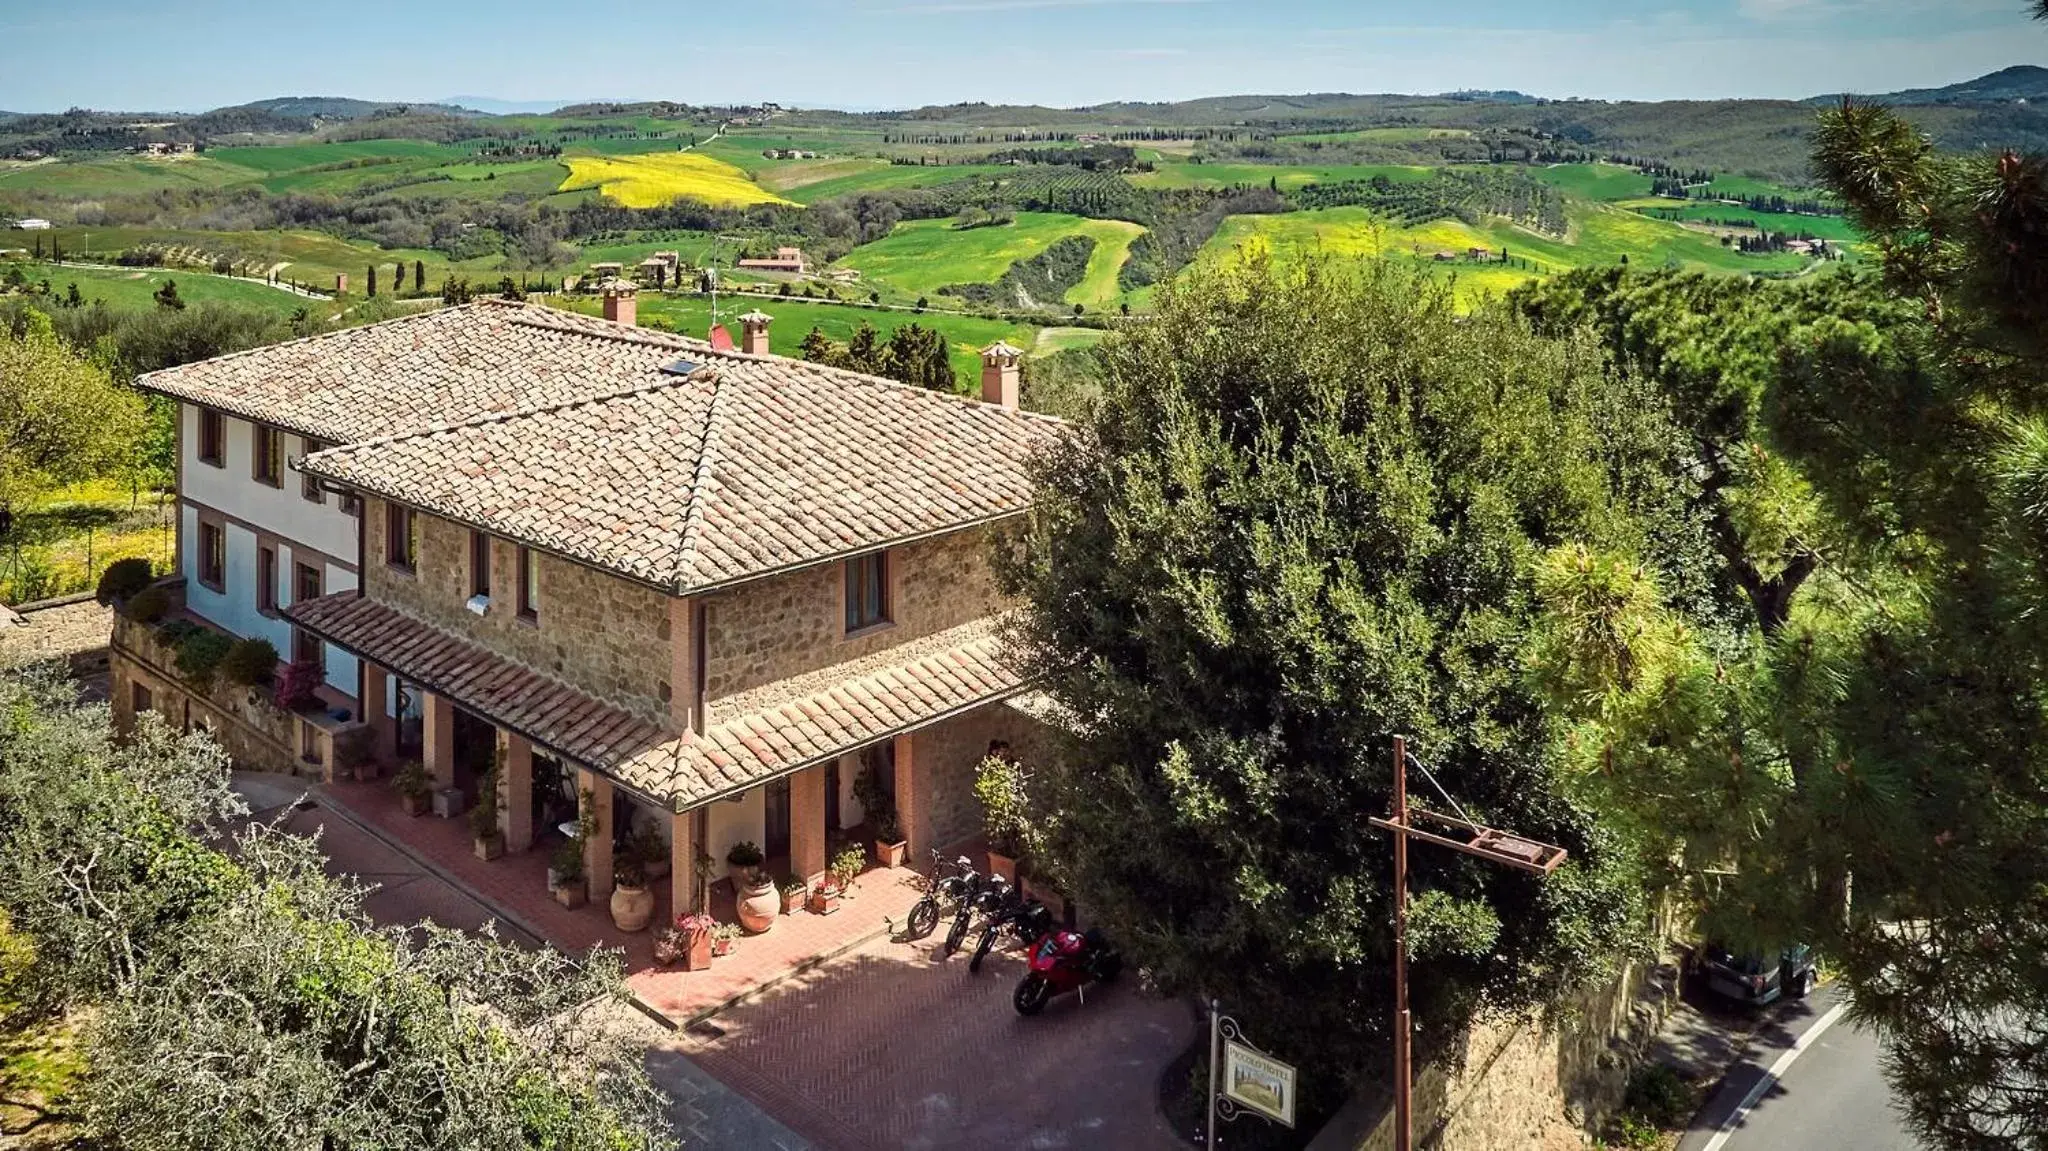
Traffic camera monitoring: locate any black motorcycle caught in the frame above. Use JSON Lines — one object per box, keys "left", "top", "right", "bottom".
{"left": 969, "top": 888, "right": 1052, "bottom": 974}
{"left": 943, "top": 869, "right": 1008, "bottom": 957}
{"left": 903, "top": 851, "right": 976, "bottom": 940}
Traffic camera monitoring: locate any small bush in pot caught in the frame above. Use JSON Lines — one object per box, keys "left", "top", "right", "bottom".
{"left": 273, "top": 660, "right": 322, "bottom": 712}
{"left": 710, "top": 922, "right": 742, "bottom": 957}
{"left": 777, "top": 872, "right": 807, "bottom": 915}
{"left": 95, "top": 557, "right": 154, "bottom": 605}
{"left": 220, "top": 637, "right": 279, "bottom": 688}
{"left": 725, "top": 839, "right": 764, "bottom": 884}
{"left": 122, "top": 585, "right": 170, "bottom": 624}
{"left": 470, "top": 748, "right": 504, "bottom": 860}
{"left": 394, "top": 761, "right": 432, "bottom": 817}
{"left": 830, "top": 845, "right": 866, "bottom": 897}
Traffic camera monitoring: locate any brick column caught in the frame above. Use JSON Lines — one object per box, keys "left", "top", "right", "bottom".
{"left": 580, "top": 769, "right": 615, "bottom": 902}
{"left": 894, "top": 732, "right": 926, "bottom": 861}
{"left": 670, "top": 809, "right": 698, "bottom": 914}
{"left": 499, "top": 731, "right": 534, "bottom": 853}
{"left": 423, "top": 690, "right": 455, "bottom": 789}
{"left": 362, "top": 662, "right": 394, "bottom": 763}
{"left": 790, "top": 764, "right": 828, "bottom": 885}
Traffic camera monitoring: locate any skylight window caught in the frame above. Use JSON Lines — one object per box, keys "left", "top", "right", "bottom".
{"left": 660, "top": 359, "right": 699, "bottom": 376}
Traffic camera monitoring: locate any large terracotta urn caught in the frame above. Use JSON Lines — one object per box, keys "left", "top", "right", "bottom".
{"left": 610, "top": 881, "right": 654, "bottom": 932}
{"left": 736, "top": 876, "right": 779, "bottom": 934}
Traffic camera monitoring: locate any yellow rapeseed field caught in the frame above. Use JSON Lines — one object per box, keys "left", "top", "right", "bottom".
{"left": 558, "top": 152, "right": 792, "bottom": 209}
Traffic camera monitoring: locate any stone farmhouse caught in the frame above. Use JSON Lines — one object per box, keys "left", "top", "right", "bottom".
{"left": 112, "top": 286, "right": 1055, "bottom": 919}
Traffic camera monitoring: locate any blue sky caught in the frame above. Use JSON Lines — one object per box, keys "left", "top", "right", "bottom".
{"left": 0, "top": 0, "right": 2036, "bottom": 113}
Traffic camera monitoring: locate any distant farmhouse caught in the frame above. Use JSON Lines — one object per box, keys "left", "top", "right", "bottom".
{"left": 12, "top": 218, "right": 52, "bottom": 230}
{"left": 761, "top": 148, "right": 817, "bottom": 160}
{"left": 737, "top": 247, "right": 806, "bottom": 275}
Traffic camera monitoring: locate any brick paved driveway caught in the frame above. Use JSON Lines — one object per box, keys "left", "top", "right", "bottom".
{"left": 670, "top": 929, "right": 1196, "bottom": 1151}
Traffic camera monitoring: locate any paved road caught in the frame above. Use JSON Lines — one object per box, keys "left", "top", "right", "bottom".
{"left": 1680, "top": 986, "right": 1921, "bottom": 1151}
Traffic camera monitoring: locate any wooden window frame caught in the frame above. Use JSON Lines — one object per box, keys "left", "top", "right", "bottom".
{"left": 516, "top": 546, "right": 538, "bottom": 623}
{"left": 385, "top": 503, "right": 416, "bottom": 572}
{"left": 843, "top": 550, "right": 891, "bottom": 635}
{"left": 198, "top": 409, "right": 225, "bottom": 468}
{"left": 252, "top": 424, "right": 283, "bottom": 487}
{"left": 292, "top": 562, "right": 323, "bottom": 667}
{"left": 257, "top": 544, "right": 279, "bottom": 615}
{"left": 301, "top": 437, "right": 326, "bottom": 503}
{"left": 470, "top": 531, "right": 493, "bottom": 599}
{"left": 197, "top": 518, "right": 226, "bottom": 592}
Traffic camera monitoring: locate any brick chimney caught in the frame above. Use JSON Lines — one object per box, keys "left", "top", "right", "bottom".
{"left": 601, "top": 279, "right": 637, "bottom": 327}
{"left": 979, "top": 341, "right": 1023, "bottom": 409}
{"left": 738, "top": 309, "right": 773, "bottom": 356}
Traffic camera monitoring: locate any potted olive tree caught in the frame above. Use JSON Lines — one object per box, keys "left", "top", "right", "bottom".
{"left": 549, "top": 838, "right": 587, "bottom": 908}
{"left": 974, "top": 750, "right": 1037, "bottom": 884}
{"left": 470, "top": 748, "right": 504, "bottom": 861}
{"left": 725, "top": 840, "right": 764, "bottom": 886}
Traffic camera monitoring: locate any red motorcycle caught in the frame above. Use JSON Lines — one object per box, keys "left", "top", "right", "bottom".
{"left": 1013, "top": 928, "right": 1122, "bottom": 1015}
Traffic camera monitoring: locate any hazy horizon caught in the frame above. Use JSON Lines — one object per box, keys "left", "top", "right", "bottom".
{"left": 1, "top": 0, "right": 2038, "bottom": 115}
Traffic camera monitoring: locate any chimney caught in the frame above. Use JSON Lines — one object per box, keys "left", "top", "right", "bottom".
{"left": 601, "top": 279, "right": 637, "bottom": 327}
{"left": 737, "top": 309, "right": 773, "bottom": 356}
{"left": 334, "top": 272, "right": 348, "bottom": 297}
{"left": 979, "top": 341, "right": 1023, "bottom": 409}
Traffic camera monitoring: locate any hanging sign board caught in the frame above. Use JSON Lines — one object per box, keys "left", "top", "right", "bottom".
{"left": 1222, "top": 1040, "right": 1297, "bottom": 1128}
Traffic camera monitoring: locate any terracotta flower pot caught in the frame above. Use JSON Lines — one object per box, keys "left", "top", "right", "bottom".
{"left": 473, "top": 834, "right": 504, "bottom": 861}
{"left": 553, "top": 882, "right": 587, "bottom": 909}
{"left": 987, "top": 851, "right": 1018, "bottom": 884}
{"left": 400, "top": 792, "right": 430, "bottom": 817}
{"left": 807, "top": 884, "right": 841, "bottom": 915}
{"left": 875, "top": 840, "right": 908, "bottom": 869}
{"left": 712, "top": 936, "right": 734, "bottom": 957}
{"left": 781, "top": 887, "right": 806, "bottom": 915}
{"left": 736, "top": 879, "right": 779, "bottom": 933}
{"left": 681, "top": 931, "right": 712, "bottom": 970}
{"left": 610, "top": 882, "right": 654, "bottom": 932}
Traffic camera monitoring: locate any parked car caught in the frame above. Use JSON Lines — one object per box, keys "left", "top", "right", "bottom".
{"left": 1700, "top": 942, "right": 1817, "bottom": 1006}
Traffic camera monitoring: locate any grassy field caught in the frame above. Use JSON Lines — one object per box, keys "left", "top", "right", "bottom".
{"left": 780, "top": 162, "right": 1007, "bottom": 203}
{"left": 1615, "top": 198, "right": 1862, "bottom": 243}
{"left": 548, "top": 293, "right": 1050, "bottom": 390}
{"left": 835, "top": 212, "right": 1146, "bottom": 308}
{"left": 7, "top": 260, "right": 318, "bottom": 315}
{"left": 0, "top": 478, "right": 176, "bottom": 604}
{"left": 1195, "top": 202, "right": 1816, "bottom": 307}
{"left": 1130, "top": 161, "right": 1436, "bottom": 191}
{"left": 557, "top": 152, "right": 790, "bottom": 208}
{"left": 1527, "top": 162, "right": 1657, "bottom": 202}
{"left": 1276, "top": 127, "right": 1475, "bottom": 144}
{"left": 30, "top": 225, "right": 501, "bottom": 287}
{"left": 0, "top": 155, "right": 253, "bottom": 198}
{"left": 208, "top": 139, "right": 463, "bottom": 173}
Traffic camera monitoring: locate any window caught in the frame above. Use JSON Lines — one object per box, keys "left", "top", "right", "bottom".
{"left": 293, "top": 563, "right": 323, "bottom": 667}
{"left": 198, "top": 410, "right": 225, "bottom": 467}
{"left": 844, "top": 551, "right": 889, "bottom": 633}
{"left": 517, "top": 546, "right": 538, "bottom": 621}
{"left": 253, "top": 425, "right": 282, "bottom": 487}
{"left": 258, "top": 545, "right": 278, "bottom": 613}
{"left": 301, "top": 438, "right": 325, "bottom": 503}
{"left": 198, "top": 521, "right": 225, "bottom": 591}
{"left": 470, "top": 531, "right": 492, "bottom": 598}
{"left": 131, "top": 681, "right": 152, "bottom": 716}
{"left": 385, "top": 503, "right": 415, "bottom": 571}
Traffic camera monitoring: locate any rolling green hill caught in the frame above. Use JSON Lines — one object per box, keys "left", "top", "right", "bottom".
{"left": 833, "top": 212, "right": 1146, "bottom": 310}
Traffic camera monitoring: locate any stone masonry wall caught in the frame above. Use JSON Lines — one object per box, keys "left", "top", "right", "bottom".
{"left": 909, "top": 700, "right": 1052, "bottom": 856}
{"left": 703, "top": 524, "right": 1008, "bottom": 705}
{"left": 363, "top": 502, "right": 673, "bottom": 724}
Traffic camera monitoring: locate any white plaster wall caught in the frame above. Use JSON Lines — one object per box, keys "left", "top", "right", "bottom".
{"left": 180, "top": 405, "right": 356, "bottom": 561}
{"left": 836, "top": 752, "right": 865, "bottom": 830}
{"left": 703, "top": 788, "right": 766, "bottom": 875}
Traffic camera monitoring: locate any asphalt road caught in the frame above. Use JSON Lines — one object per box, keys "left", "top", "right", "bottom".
{"left": 1680, "top": 986, "right": 1922, "bottom": 1151}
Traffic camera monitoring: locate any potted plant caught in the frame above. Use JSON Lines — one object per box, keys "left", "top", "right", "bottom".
{"left": 830, "top": 845, "right": 867, "bottom": 899}
{"left": 725, "top": 840, "right": 764, "bottom": 886}
{"left": 777, "top": 872, "right": 808, "bottom": 915}
{"left": 661, "top": 912, "right": 715, "bottom": 970}
{"left": 975, "top": 750, "right": 1036, "bottom": 884}
{"left": 629, "top": 823, "right": 670, "bottom": 881}
{"left": 710, "top": 922, "right": 742, "bottom": 958}
{"left": 549, "top": 837, "right": 586, "bottom": 907}
{"left": 854, "top": 763, "right": 908, "bottom": 867}
{"left": 470, "top": 748, "right": 504, "bottom": 860}
{"left": 610, "top": 847, "right": 653, "bottom": 932}
{"left": 394, "top": 761, "right": 432, "bottom": 817}
{"left": 736, "top": 869, "right": 779, "bottom": 934}
{"left": 807, "top": 872, "right": 842, "bottom": 915}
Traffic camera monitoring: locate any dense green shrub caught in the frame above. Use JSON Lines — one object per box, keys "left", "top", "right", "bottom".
{"left": 94, "top": 557, "right": 154, "bottom": 605}
{"left": 219, "top": 637, "right": 279, "bottom": 687}
{"left": 171, "top": 628, "right": 233, "bottom": 686}
{"left": 121, "top": 585, "right": 169, "bottom": 624}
